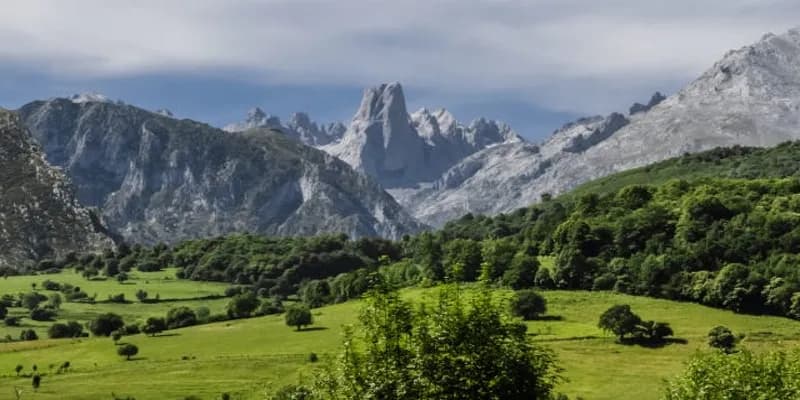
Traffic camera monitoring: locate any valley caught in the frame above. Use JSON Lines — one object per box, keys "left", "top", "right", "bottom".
{"left": 1, "top": 273, "right": 798, "bottom": 400}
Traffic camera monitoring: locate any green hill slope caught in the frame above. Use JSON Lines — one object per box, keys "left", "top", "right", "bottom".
{"left": 569, "top": 141, "right": 800, "bottom": 198}
{"left": 0, "top": 285, "right": 798, "bottom": 400}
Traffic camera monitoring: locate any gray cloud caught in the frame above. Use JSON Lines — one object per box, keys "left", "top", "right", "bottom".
{"left": 0, "top": 0, "right": 797, "bottom": 113}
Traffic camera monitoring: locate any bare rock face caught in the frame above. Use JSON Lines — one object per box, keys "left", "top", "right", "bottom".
{"left": 396, "top": 27, "right": 800, "bottom": 226}
{"left": 321, "top": 82, "right": 522, "bottom": 188}
{"left": 18, "top": 99, "right": 424, "bottom": 244}
{"left": 224, "top": 108, "right": 342, "bottom": 147}
{"left": 0, "top": 109, "right": 113, "bottom": 269}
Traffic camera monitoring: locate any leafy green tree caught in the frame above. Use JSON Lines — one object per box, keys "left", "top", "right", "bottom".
{"left": 32, "top": 374, "right": 41, "bottom": 390}
{"left": 299, "top": 280, "right": 331, "bottom": 308}
{"left": 480, "top": 238, "right": 517, "bottom": 281}
{"left": 0, "top": 304, "right": 6, "bottom": 319}
{"left": 166, "top": 307, "right": 197, "bottom": 329}
{"left": 314, "top": 285, "right": 561, "bottom": 400}
{"left": 707, "top": 325, "right": 737, "bottom": 353}
{"left": 135, "top": 289, "right": 148, "bottom": 302}
{"left": 117, "top": 344, "right": 139, "bottom": 360}
{"left": 88, "top": 313, "right": 125, "bottom": 336}
{"left": 116, "top": 272, "right": 129, "bottom": 283}
{"left": 510, "top": 289, "right": 547, "bottom": 320}
{"left": 15, "top": 364, "right": 22, "bottom": 376}
{"left": 442, "top": 239, "right": 482, "bottom": 282}
{"left": 226, "top": 292, "right": 261, "bottom": 318}
{"left": 21, "top": 292, "right": 45, "bottom": 310}
{"left": 598, "top": 305, "right": 641, "bottom": 341}
{"left": 48, "top": 322, "right": 83, "bottom": 339}
{"left": 142, "top": 317, "right": 167, "bottom": 336}
{"left": 502, "top": 252, "right": 539, "bottom": 289}
{"left": 663, "top": 349, "right": 800, "bottom": 400}
{"left": 285, "top": 304, "right": 313, "bottom": 331}
{"left": 48, "top": 293, "right": 62, "bottom": 310}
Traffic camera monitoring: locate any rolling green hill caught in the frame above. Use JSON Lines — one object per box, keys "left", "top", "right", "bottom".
{"left": 0, "top": 279, "right": 798, "bottom": 400}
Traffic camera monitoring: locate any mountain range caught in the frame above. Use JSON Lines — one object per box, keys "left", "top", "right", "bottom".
{"left": 17, "top": 98, "right": 423, "bottom": 246}
{"left": 226, "top": 28, "right": 800, "bottom": 227}
{"left": 3, "top": 27, "right": 800, "bottom": 266}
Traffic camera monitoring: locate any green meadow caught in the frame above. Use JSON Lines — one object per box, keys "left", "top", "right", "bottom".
{"left": 0, "top": 270, "right": 799, "bottom": 399}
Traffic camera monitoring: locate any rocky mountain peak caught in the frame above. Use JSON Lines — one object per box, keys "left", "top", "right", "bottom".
{"left": 629, "top": 92, "right": 666, "bottom": 115}
{"left": 69, "top": 92, "right": 113, "bottom": 104}
{"left": 353, "top": 81, "right": 408, "bottom": 123}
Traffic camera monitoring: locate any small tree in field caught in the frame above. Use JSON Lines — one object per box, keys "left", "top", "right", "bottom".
{"left": 708, "top": 325, "right": 738, "bottom": 353}
{"left": 32, "top": 374, "right": 41, "bottom": 391}
{"left": 15, "top": 364, "right": 22, "bottom": 376}
{"left": 142, "top": 317, "right": 167, "bottom": 337}
{"left": 510, "top": 289, "right": 547, "bottom": 320}
{"left": 285, "top": 304, "right": 313, "bottom": 331}
{"left": 117, "top": 344, "right": 138, "bottom": 360}
{"left": 112, "top": 331, "right": 122, "bottom": 344}
{"left": 135, "top": 289, "right": 148, "bottom": 302}
{"left": 598, "top": 304, "right": 641, "bottom": 341}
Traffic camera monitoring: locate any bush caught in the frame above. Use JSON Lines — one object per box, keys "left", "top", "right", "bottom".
{"left": 30, "top": 307, "right": 57, "bottom": 321}
{"left": 166, "top": 307, "right": 197, "bottom": 329}
{"left": 48, "top": 322, "right": 83, "bottom": 339}
{"left": 117, "top": 344, "right": 139, "bottom": 360}
{"left": 107, "top": 293, "right": 127, "bottom": 303}
{"left": 20, "top": 329, "right": 38, "bottom": 341}
{"left": 708, "top": 325, "right": 737, "bottom": 352}
{"left": 41, "top": 280, "right": 61, "bottom": 291}
{"left": 663, "top": 349, "right": 800, "bottom": 399}
{"left": 510, "top": 289, "right": 548, "bottom": 320}
{"left": 4, "top": 317, "right": 20, "bottom": 326}
{"left": 122, "top": 324, "right": 141, "bottom": 335}
{"left": 142, "top": 317, "right": 167, "bottom": 336}
{"left": 285, "top": 304, "right": 313, "bottom": 331}
{"left": 226, "top": 292, "right": 261, "bottom": 319}
{"left": 88, "top": 313, "right": 125, "bottom": 336}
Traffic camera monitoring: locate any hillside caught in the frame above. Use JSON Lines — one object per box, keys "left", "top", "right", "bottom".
{"left": 0, "top": 109, "right": 112, "bottom": 270}
{"left": 17, "top": 98, "right": 423, "bottom": 244}
{"left": 568, "top": 141, "right": 800, "bottom": 197}
{"left": 0, "top": 282, "right": 797, "bottom": 400}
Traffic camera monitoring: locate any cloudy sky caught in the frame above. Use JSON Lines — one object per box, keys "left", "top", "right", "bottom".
{"left": 0, "top": 0, "right": 797, "bottom": 140}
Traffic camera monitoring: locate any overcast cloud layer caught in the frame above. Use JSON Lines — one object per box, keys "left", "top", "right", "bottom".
{"left": 0, "top": 0, "right": 798, "bottom": 136}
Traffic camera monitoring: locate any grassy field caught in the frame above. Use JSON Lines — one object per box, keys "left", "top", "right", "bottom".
{"left": 0, "top": 273, "right": 799, "bottom": 400}
{"left": 0, "top": 269, "right": 230, "bottom": 339}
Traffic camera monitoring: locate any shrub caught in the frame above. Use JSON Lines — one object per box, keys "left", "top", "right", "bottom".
{"left": 122, "top": 324, "right": 141, "bottom": 335}
{"left": 88, "top": 313, "right": 125, "bottom": 336}
{"left": 135, "top": 289, "right": 148, "bottom": 302}
{"left": 708, "top": 325, "right": 737, "bottom": 352}
{"left": 20, "top": 329, "right": 38, "bottom": 341}
{"left": 142, "top": 317, "right": 167, "bottom": 336}
{"left": 510, "top": 289, "right": 547, "bottom": 320}
{"left": 4, "top": 317, "right": 20, "bottom": 326}
{"left": 663, "top": 349, "right": 800, "bottom": 399}
{"left": 285, "top": 304, "right": 313, "bottom": 331}
{"left": 117, "top": 344, "right": 139, "bottom": 360}
{"left": 226, "top": 292, "right": 261, "bottom": 319}
{"left": 48, "top": 322, "right": 83, "bottom": 339}
{"left": 41, "top": 280, "right": 61, "bottom": 291}
{"left": 107, "top": 293, "right": 127, "bottom": 303}
{"left": 166, "top": 307, "right": 197, "bottom": 329}
{"left": 30, "top": 307, "right": 57, "bottom": 321}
